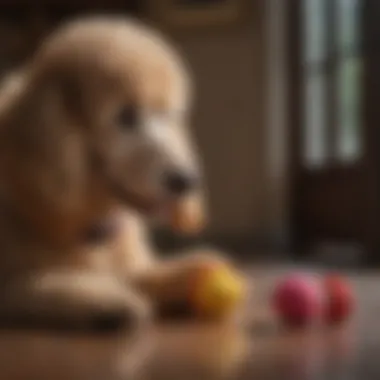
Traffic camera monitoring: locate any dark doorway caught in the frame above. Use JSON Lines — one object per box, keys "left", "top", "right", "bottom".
{"left": 288, "top": 0, "right": 380, "bottom": 264}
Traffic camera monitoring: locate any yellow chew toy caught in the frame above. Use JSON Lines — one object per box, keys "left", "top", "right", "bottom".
{"left": 190, "top": 264, "right": 245, "bottom": 319}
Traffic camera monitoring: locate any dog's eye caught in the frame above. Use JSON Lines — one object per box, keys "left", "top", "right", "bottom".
{"left": 117, "top": 106, "right": 138, "bottom": 130}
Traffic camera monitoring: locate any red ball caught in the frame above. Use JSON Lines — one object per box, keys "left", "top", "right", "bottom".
{"left": 273, "top": 274, "right": 324, "bottom": 327}
{"left": 323, "top": 275, "right": 354, "bottom": 324}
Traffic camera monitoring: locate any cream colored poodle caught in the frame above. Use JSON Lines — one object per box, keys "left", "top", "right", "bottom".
{"left": 0, "top": 16, "right": 237, "bottom": 331}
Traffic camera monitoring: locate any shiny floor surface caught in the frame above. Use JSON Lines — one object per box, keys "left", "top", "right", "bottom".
{"left": 0, "top": 268, "right": 377, "bottom": 380}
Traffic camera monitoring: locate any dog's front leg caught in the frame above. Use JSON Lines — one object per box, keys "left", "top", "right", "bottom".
{"left": 0, "top": 271, "right": 151, "bottom": 331}
{"left": 133, "top": 248, "right": 237, "bottom": 318}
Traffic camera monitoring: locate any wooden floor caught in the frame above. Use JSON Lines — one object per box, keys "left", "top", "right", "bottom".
{"left": 0, "top": 267, "right": 377, "bottom": 380}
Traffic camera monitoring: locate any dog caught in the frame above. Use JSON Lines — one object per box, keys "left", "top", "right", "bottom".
{"left": 0, "top": 16, "right": 234, "bottom": 330}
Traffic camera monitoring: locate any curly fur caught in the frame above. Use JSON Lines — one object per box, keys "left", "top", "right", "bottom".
{"left": 0, "top": 16, "right": 232, "bottom": 330}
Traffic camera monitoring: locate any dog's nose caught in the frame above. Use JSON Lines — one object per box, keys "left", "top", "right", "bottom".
{"left": 163, "top": 170, "right": 199, "bottom": 196}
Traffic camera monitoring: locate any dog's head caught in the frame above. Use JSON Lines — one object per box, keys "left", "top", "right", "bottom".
{"left": 0, "top": 17, "right": 205, "bottom": 242}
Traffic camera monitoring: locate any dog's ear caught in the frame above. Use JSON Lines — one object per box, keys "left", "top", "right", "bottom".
{"left": 0, "top": 72, "right": 92, "bottom": 245}
{"left": 54, "top": 70, "right": 87, "bottom": 122}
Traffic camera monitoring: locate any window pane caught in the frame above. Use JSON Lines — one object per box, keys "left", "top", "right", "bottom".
{"left": 336, "top": 0, "right": 360, "bottom": 52}
{"left": 302, "top": 0, "right": 327, "bottom": 63}
{"left": 336, "top": 57, "right": 362, "bottom": 161}
{"left": 303, "top": 72, "right": 328, "bottom": 167}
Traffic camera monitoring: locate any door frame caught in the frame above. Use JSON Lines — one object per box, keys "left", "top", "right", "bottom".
{"left": 285, "top": 0, "right": 380, "bottom": 263}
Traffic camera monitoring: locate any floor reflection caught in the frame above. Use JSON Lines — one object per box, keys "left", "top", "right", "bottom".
{"left": 0, "top": 327, "right": 153, "bottom": 380}
{"left": 240, "top": 323, "right": 356, "bottom": 380}
{"left": 0, "top": 319, "right": 357, "bottom": 380}
{"left": 143, "top": 322, "right": 250, "bottom": 380}
{"left": 0, "top": 267, "right": 369, "bottom": 380}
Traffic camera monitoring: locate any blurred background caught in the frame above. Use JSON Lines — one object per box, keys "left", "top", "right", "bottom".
{"left": 0, "top": 0, "right": 377, "bottom": 266}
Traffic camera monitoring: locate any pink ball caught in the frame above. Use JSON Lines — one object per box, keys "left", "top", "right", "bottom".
{"left": 273, "top": 274, "right": 324, "bottom": 327}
